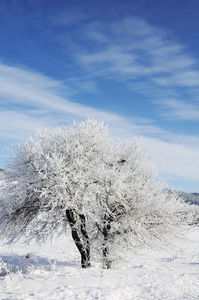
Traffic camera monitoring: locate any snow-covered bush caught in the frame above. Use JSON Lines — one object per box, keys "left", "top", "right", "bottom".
{"left": 0, "top": 119, "right": 190, "bottom": 268}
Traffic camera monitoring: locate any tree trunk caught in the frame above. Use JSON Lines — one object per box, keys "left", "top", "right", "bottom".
{"left": 102, "top": 215, "right": 112, "bottom": 269}
{"left": 66, "top": 209, "right": 90, "bottom": 268}
{"left": 79, "top": 214, "right": 90, "bottom": 265}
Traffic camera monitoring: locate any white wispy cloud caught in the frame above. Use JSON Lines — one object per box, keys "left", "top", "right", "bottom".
{"left": 0, "top": 63, "right": 158, "bottom": 139}
{"left": 51, "top": 14, "right": 199, "bottom": 123}
{"left": 158, "top": 99, "right": 199, "bottom": 121}
{"left": 0, "top": 110, "right": 55, "bottom": 139}
{"left": 0, "top": 62, "right": 199, "bottom": 189}
{"left": 146, "top": 138, "right": 199, "bottom": 182}
{"left": 72, "top": 17, "right": 199, "bottom": 120}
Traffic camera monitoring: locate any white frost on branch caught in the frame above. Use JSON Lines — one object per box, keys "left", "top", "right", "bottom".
{"left": 0, "top": 119, "right": 191, "bottom": 264}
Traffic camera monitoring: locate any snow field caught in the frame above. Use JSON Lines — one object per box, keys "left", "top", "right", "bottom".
{"left": 0, "top": 228, "right": 199, "bottom": 300}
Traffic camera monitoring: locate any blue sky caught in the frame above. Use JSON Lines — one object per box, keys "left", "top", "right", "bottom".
{"left": 0, "top": 0, "right": 199, "bottom": 192}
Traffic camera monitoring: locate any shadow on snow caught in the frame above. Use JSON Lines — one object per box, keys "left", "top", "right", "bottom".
{"left": 0, "top": 253, "right": 74, "bottom": 276}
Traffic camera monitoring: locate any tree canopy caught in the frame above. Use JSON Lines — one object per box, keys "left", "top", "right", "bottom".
{"left": 0, "top": 119, "right": 190, "bottom": 268}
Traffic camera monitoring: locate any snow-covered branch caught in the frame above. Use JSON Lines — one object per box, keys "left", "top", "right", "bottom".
{"left": 0, "top": 119, "right": 191, "bottom": 268}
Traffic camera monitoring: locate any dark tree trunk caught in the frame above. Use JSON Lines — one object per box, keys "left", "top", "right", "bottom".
{"left": 79, "top": 214, "right": 90, "bottom": 264}
{"left": 66, "top": 209, "right": 90, "bottom": 268}
{"left": 102, "top": 215, "right": 113, "bottom": 269}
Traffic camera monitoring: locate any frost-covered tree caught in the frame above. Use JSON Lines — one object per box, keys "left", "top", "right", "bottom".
{"left": 0, "top": 120, "right": 190, "bottom": 268}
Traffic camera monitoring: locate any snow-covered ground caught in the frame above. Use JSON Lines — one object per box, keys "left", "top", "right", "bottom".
{"left": 0, "top": 227, "right": 199, "bottom": 300}
{"left": 0, "top": 172, "right": 199, "bottom": 300}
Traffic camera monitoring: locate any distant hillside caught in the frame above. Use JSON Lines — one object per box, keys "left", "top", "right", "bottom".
{"left": 179, "top": 191, "right": 199, "bottom": 206}
{"left": 192, "top": 193, "right": 199, "bottom": 197}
